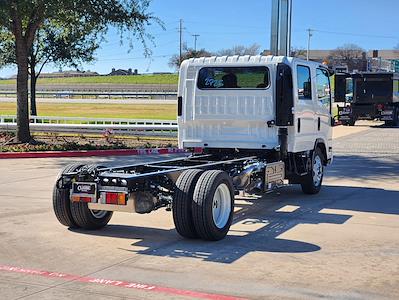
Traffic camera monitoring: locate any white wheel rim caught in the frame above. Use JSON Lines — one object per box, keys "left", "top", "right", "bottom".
{"left": 212, "top": 183, "right": 231, "bottom": 229}
{"left": 90, "top": 210, "right": 108, "bottom": 219}
{"left": 313, "top": 155, "right": 323, "bottom": 186}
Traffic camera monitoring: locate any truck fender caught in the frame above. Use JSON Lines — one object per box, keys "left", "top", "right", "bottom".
{"left": 314, "top": 139, "right": 327, "bottom": 165}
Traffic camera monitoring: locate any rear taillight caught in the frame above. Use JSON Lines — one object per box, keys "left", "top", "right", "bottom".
{"left": 377, "top": 104, "right": 384, "bottom": 110}
{"left": 105, "top": 192, "right": 126, "bottom": 205}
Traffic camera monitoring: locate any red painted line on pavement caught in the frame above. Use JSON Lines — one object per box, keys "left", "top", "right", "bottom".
{"left": 0, "top": 148, "right": 187, "bottom": 159}
{"left": 0, "top": 265, "right": 245, "bottom": 300}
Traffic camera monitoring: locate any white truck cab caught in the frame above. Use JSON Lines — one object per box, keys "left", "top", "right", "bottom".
{"left": 178, "top": 55, "right": 333, "bottom": 163}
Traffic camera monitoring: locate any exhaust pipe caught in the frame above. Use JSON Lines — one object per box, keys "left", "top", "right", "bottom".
{"left": 233, "top": 162, "right": 266, "bottom": 190}
{"left": 278, "top": 127, "right": 288, "bottom": 161}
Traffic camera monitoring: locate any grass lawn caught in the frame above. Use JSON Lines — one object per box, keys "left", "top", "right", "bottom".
{"left": 0, "top": 74, "right": 178, "bottom": 85}
{"left": 0, "top": 102, "right": 177, "bottom": 120}
{"left": 332, "top": 105, "right": 338, "bottom": 118}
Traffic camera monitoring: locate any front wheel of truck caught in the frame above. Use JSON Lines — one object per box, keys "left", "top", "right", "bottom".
{"left": 300, "top": 148, "right": 324, "bottom": 195}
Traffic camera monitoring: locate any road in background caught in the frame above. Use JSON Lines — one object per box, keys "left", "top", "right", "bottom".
{"left": 0, "top": 124, "right": 398, "bottom": 299}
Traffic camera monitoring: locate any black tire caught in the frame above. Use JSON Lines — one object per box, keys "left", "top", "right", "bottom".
{"left": 385, "top": 120, "right": 393, "bottom": 127}
{"left": 172, "top": 169, "right": 203, "bottom": 239}
{"left": 83, "top": 164, "right": 107, "bottom": 175}
{"left": 70, "top": 201, "right": 113, "bottom": 230}
{"left": 392, "top": 107, "right": 399, "bottom": 127}
{"left": 52, "top": 164, "right": 84, "bottom": 228}
{"left": 62, "top": 163, "right": 112, "bottom": 230}
{"left": 300, "top": 147, "right": 325, "bottom": 195}
{"left": 192, "top": 170, "right": 235, "bottom": 241}
{"left": 348, "top": 118, "right": 356, "bottom": 126}
{"left": 70, "top": 164, "right": 112, "bottom": 230}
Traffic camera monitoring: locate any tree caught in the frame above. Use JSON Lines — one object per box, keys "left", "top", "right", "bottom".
{"left": 1, "top": 22, "right": 101, "bottom": 116}
{"left": 169, "top": 44, "right": 212, "bottom": 69}
{"left": 28, "top": 21, "right": 101, "bottom": 116}
{"left": 329, "top": 43, "right": 366, "bottom": 71}
{"left": 216, "top": 43, "right": 261, "bottom": 56}
{"left": 168, "top": 43, "right": 262, "bottom": 70}
{"left": 290, "top": 47, "right": 306, "bottom": 58}
{"left": 0, "top": 0, "right": 157, "bottom": 143}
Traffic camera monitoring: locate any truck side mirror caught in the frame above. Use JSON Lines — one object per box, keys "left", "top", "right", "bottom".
{"left": 275, "top": 63, "right": 294, "bottom": 126}
{"left": 303, "top": 81, "right": 311, "bottom": 98}
{"left": 334, "top": 73, "right": 348, "bottom": 102}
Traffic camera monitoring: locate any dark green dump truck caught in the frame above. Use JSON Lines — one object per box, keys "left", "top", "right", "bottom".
{"left": 335, "top": 72, "right": 399, "bottom": 126}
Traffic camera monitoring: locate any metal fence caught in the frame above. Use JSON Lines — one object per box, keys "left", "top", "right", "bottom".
{"left": 0, "top": 90, "right": 178, "bottom": 99}
{"left": 0, "top": 116, "right": 178, "bottom": 137}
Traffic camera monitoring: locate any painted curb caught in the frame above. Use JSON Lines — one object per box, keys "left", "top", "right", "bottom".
{"left": 0, "top": 148, "right": 187, "bottom": 159}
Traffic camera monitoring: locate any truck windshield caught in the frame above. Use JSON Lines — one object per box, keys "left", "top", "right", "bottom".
{"left": 197, "top": 66, "right": 269, "bottom": 89}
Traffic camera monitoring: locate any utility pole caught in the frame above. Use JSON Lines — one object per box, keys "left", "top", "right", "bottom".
{"left": 179, "top": 19, "right": 184, "bottom": 65}
{"left": 307, "top": 28, "right": 313, "bottom": 61}
{"left": 192, "top": 34, "right": 200, "bottom": 52}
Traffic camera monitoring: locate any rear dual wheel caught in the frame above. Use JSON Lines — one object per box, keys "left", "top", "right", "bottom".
{"left": 52, "top": 163, "right": 112, "bottom": 230}
{"left": 53, "top": 164, "right": 84, "bottom": 228}
{"left": 172, "top": 169, "right": 203, "bottom": 239}
{"left": 70, "top": 202, "right": 113, "bottom": 230}
{"left": 173, "top": 170, "right": 234, "bottom": 241}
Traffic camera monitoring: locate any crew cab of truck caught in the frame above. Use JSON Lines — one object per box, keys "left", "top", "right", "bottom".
{"left": 178, "top": 55, "right": 333, "bottom": 163}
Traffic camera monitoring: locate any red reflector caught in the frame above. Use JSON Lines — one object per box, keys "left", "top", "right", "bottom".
{"left": 72, "top": 195, "right": 92, "bottom": 203}
{"left": 80, "top": 197, "right": 92, "bottom": 203}
{"left": 106, "top": 193, "right": 118, "bottom": 204}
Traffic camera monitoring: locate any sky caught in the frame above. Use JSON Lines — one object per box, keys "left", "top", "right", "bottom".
{"left": 1, "top": 0, "right": 398, "bottom": 78}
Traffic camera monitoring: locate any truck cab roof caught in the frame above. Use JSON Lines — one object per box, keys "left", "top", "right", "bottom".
{"left": 182, "top": 55, "right": 327, "bottom": 70}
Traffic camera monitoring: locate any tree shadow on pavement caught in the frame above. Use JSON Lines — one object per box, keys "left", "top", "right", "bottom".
{"left": 327, "top": 154, "right": 399, "bottom": 181}
{"left": 66, "top": 151, "right": 399, "bottom": 263}
{"left": 70, "top": 183, "right": 399, "bottom": 264}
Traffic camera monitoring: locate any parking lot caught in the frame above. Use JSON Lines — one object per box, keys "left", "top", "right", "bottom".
{"left": 0, "top": 123, "right": 398, "bottom": 300}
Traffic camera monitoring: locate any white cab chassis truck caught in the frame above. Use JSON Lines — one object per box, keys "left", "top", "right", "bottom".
{"left": 53, "top": 56, "right": 333, "bottom": 241}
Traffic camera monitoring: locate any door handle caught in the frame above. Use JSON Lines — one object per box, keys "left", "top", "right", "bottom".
{"left": 318, "top": 117, "right": 321, "bottom": 131}
{"left": 297, "top": 118, "right": 301, "bottom": 133}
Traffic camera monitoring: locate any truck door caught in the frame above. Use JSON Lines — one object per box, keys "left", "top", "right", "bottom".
{"left": 315, "top": 68, "right": 332, "bottom": 153}
{"left": 293, "top": 64, "right": 316, "bottom": 151}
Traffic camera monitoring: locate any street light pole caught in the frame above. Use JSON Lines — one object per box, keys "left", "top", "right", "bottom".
{"left": 192, "top": 34, "right": 200, "bottom": 52}
{"left": 307, "top": 28, "right": 313, "bottom": 61}
{"left": 179, "top": 19, "right": 184, "bottom": 65}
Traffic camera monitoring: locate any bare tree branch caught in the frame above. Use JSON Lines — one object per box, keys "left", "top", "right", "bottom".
{"left": 35, "top": 57, "right": 50, "bottom": 79}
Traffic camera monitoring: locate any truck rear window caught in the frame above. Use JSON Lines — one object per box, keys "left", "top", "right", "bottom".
{"left": 197, "top": 66, "right": 269, "bottom": 89}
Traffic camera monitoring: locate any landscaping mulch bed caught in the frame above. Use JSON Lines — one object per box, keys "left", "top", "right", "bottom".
{"left": 0, "top": 132, "right": 177, "bottom": 152}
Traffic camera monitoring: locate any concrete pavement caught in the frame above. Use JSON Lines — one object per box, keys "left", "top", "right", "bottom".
{"left": 0, "top": 125, "right": 398, "bottom": 299}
